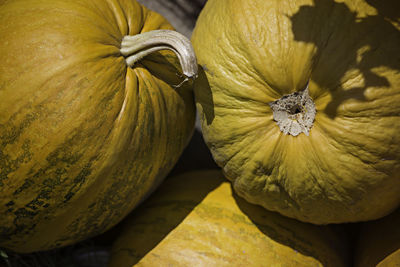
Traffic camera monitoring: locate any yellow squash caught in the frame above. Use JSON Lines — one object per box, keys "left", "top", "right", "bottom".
{"left": 0, "top": 0, "right": 196, "bottom": 252}
{"left": 109, "top": 170, "right": 350, "bottom": 267}
{"left": 192, "top": 0, "right": 400, "bottom": 224}
{"left": 354, "top": 208, "right": 400, "bottom": 267}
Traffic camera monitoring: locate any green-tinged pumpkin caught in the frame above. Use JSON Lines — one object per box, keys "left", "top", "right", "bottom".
{"left": 192, "top": 0, "right": 400, "bottom": 224}
{"left": 354, "top": 208, "right": 400, "bottom": 267}
{"left": 109, "top": 170, "right": 350, "bottom": 267}
{"left": 0, "top": 0, "right": 196, "bottom": 252}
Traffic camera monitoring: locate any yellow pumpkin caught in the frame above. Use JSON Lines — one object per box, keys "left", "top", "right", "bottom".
{"left": 109, "top": 170, "right": 350, "bottom": 267}
{"left": 0, "top": 0, "right": 196, "bottom": 252}
{"left": 192, "top": 0, "right": 400, "bottom": 224}
{"left": 354, "top": 208, "right": 400, "bottom": 267}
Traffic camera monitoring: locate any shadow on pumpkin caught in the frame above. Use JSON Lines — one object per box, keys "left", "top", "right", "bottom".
{"left": 290, "top": 0, "right": 400, "bottom": 118}
{"left": 233, "top": 192, "right": 352, "bottom": 266}
{"left": 354, "top": 207, "right": 400, "bottom": 267}
{"left": 365, "top": 0, "right": 400, "bottom": 22}
{"left": 138, "top": 51, "right": 215, "bottom": 127}
{"left": 136, "top": 53, "right": 218, "bottom": 178}
{"left": 139, "top": 51, "right": 195, "bottom": 91}
{"left": 194, "top": 66, "right": 215, "bottom": 125}
{"left": 108, "top": 173, "right": 223, "bottom": 266}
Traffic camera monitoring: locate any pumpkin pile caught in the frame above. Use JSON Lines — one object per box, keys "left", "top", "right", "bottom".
{"left": 1, "top": 0, "right": 399, "bottom": 266}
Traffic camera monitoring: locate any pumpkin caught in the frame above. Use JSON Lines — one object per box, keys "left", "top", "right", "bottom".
{"left": 191, "top": 0, "right": 400, "bottom": 224}
{"left": 354, "top": 208, "right": 400, "bottom": 267}
{"left": 109, "top": 170, "right": 350, "bottom": 267}
{"left": 0, "top": 0, "right": 196, "bottom": 252}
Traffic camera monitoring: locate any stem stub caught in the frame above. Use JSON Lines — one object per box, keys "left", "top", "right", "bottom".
{"left": 269, "top": 84, "right": 316, "bottom": 136}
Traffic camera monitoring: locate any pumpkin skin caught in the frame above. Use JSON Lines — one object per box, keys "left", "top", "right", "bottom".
{"left": 354, "top": 208, "right": 400, "bottom": 267}
{"left": 109, "top": 170, "right": 350, "bottom": 267}
{"left": 192, "top": 0, "right": 400, "bottom": 224}
{"left": 0, "top": 0, "right": 195, "bottom": 252}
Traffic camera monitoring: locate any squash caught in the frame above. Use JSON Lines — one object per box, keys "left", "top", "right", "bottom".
{"left": 109, "top": 170, "right": 350, "bottom": 267}
{"left": 0, "top": 0, "right": 196, "bottom": 252}
{"left": 354, "top": 208, "right": 400, "bottom": 267}
{"left": 191, "top": 0, "right": 400, "bottom": 224}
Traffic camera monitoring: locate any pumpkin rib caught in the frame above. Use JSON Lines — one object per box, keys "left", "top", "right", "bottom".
{"left": 313, "top": 121, "right": 389, "bottom": 187}
{"left": 316, "top": 115, "right": 398, "bottom": 169}
{"left": 198, "top": 3, "right": 280, "bottom": 102}
{"left": 229, "top": 134, "right": 307, "bottom": 213}
{"left": 193, "top": 0, "right": 400, "bottom": 224}
{"left": 113, "top": 68, "right": 138, "bottom": 125}
{"left": 109, "top": 170, "right": 351, "bottom": 267}
{"left": 0, "top": 0, "right": 197, "bottom": 252}
{"left": 104, "top": 0, "right": 130, "bottom": 37}
{"left": 222, "top": 35, "right": 277, "bottom": 102}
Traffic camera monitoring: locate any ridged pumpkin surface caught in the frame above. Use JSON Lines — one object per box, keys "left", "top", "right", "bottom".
{"left": 192, "top": 0, "right": 400, "bottom": 224}
{"left": 0, "top": 0, "right": 195, "bottom": 252}
{"left": 109, "top": 170, "right": 350, "bottom": 267}
{"left": 354, "top": 208, "right": 400, "bottom": 267}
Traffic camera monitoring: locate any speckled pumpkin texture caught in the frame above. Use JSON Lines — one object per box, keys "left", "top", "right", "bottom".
{"left": 0, "top": 0, "right": 195, "bottom": 252}
{"left": 192, "top": 0, "right": 400, "bottom": 224}
{"left": 109, "top": 170, "right": 350, "bottom": 267}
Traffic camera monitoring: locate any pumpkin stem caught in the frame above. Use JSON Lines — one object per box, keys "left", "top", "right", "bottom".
{"left": 269, "top": 82, "right": 316, "bottom": 136}
{"left": 120, "top": 30, "right": 198, "bottom": 84}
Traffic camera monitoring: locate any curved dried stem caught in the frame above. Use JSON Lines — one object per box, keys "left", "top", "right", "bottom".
{"left": 120, "top": 30, "right": 198, "bottom": 84}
